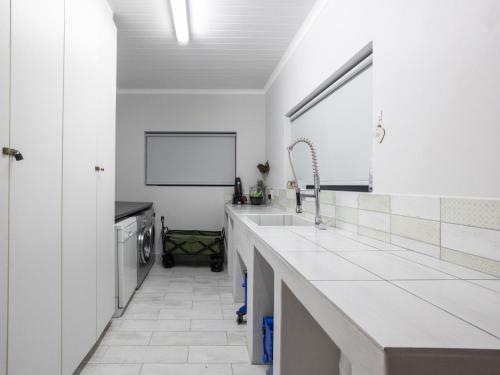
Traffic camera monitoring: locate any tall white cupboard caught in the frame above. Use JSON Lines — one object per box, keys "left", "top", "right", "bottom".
{"left": 0, "top": 0, "right": 10, "bottom": 373}
{"left": 0, "top": 0, "right": 117, "bottom": 374}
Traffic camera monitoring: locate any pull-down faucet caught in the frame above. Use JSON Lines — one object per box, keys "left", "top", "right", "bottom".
{"left": 287, "top": 138, "right": 326, "bottom": 230}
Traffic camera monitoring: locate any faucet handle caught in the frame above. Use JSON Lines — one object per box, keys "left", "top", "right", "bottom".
{"left": 295, "top": 190, "right": 301, "bottom": 205}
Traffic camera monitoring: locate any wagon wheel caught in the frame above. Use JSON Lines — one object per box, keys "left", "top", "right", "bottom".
{"left": 162, "top": 253, "right": 175, "bottom": 268}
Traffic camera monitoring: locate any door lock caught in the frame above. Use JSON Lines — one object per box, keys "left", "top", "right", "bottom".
{"left": 2, "top": 147, "right": 24, "bottom": 161}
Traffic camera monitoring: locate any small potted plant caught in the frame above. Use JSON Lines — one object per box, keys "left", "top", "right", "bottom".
{"left": 250, "top": 180, "right": 265, "bottom": 205}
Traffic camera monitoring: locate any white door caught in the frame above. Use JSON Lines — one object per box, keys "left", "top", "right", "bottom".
{"left": 8, "top": 0, "right": 65, "bottom": 374}
{"left": 62, "top": 0, "right": 101, "bottom": 372}
{"left": 0, "top": 0, "right": 10, "bottom": 373}
{"left": 96, "top": 2, "right": 117, "bottom": 336}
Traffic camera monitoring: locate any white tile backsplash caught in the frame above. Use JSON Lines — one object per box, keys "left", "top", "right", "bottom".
{"left": 358, "top": 226, "right": 390, "bottom": 243}
{"left": 304, "top": 198, "right": 315, "bottom": 214}
{"left": 336, "top": 206, "right": 358, "bottom": 225}
{"left": 335, "top": 191, "right": 359, "bottom": 208}
{"left": 286, "top": 188, "right": 296, "bottom": 200}
{"left": 391, "top": 195, "right": 440, "bottom": 221}
{"left": 358, "top": 194, "right": 390, "bottom": 213}
{"left": 442, "top": 223, "right": 500, "bottom": 262}
{"left": 321, "top": 203, "right": 336, "bottom": 219}
{"left": 320, "top": 190, "right": 336, "bottom": 205}
{"left": 358, "top": 210, "right": 390, "bottom": 232}
{"left": 390, "top": 234, "right": 441, "bottom": 258}
{"left": 391, "top": 215, "right": 440, "bottom": 246}
{"left": 441, "top": 248, "right": 500, "bottom": 278}
{"left": 269, "top": 188, "right": 500, "bottom": 276}
{"left": 335, "top": 220, "right": 358, "bottom": 233}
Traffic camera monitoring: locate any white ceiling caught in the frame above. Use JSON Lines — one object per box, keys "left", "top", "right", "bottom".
{"left": 107, "top": 0, "right": 318, "bottom": 90}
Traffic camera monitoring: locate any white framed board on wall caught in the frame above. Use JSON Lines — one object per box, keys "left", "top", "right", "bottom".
{"left": 145, "top": 132, "right": 237, "bottom": 186}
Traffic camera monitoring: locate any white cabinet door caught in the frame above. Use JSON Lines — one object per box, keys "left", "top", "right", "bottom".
{"left": 8, "top": 0, "right": 64, "bottom": 374}
{"left": 96, "top": 3, "right": 117, "bottom": 337}
{"left": 0, "top": 0, "right": 10, "bottom": 373}
{"left": 62, "top": 0, "right": 103, "bottom": 372}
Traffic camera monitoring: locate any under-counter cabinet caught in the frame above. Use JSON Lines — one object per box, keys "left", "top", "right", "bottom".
{"left": 0, "top": 0, "right": 117, "bottom": 374}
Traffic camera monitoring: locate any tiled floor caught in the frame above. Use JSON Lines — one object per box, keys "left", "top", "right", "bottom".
{"left": 81, "top": 264, "right": 267, "bottom": 375}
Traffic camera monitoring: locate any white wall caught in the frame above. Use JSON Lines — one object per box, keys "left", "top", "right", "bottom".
{"left": 266, "top": 0, "right": 500, "bottom": 198}
{"left": 116, "top": 93, "right": 266, "bottom": 233}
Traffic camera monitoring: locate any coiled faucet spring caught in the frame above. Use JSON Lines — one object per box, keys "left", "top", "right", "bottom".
{"left": 287, "top": 138, "right": 320, "bottom": 181}
{"left": 287, "top": 138, "right": 325, "bottom": 229}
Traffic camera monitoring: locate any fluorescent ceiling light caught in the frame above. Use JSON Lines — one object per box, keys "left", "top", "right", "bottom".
{"left": 170, "top": 0, "right": 190, "bottom": 45}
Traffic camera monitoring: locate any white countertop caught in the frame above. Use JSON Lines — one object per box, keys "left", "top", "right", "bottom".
{"left": 226, "top": 204, "right": 500, "bottom": 351}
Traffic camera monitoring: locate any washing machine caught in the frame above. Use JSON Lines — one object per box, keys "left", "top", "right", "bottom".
{"left": 115, "top": 216, "right": 138, "bottom": 317}
{"left": 137, "top": 207, "right": 156, "bottom": 288}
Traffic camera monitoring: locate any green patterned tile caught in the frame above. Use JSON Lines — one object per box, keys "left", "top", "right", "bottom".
{"left": 391, "top": 215, "right": 440, "bottom": 245}
{"left": 441, "top": 248, "right": 500, "bottom": 277}
{"left": 442, "top": 198, "right": 500, "bottom": 230}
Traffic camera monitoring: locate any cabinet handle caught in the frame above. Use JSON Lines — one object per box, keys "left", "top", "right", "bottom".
{"left": 3, "top": 147, "right": 24, "bottom": 161}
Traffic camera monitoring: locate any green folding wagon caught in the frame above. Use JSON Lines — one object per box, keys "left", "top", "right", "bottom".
{"left": 160, "top": 216, "right": 225, "bottom": 272}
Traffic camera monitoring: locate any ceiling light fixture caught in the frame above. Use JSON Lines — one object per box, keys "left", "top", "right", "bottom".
{"left": 170, "top": 0, "right": 190, "bottom": 45}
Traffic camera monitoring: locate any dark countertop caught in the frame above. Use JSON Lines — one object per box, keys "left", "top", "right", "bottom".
{"left": 115, "top": 201, "right": 153, "bottom": 222}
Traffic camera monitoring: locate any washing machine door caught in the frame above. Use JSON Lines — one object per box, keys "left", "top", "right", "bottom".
{"left": 138, "top": 226, "right": 153, "bottom": 264}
